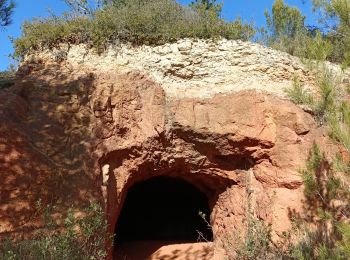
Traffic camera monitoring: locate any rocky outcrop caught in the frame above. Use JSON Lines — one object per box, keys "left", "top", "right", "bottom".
{"left": 0, "top": 39, "right": 342, "bottom": 257}
{"left": 24, "top": 39, "right": 335, "bottom": 99}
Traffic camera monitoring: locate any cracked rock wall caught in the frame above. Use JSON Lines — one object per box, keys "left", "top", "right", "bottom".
{"left": 25, "top": 38, "right": 342, "bottom": 99}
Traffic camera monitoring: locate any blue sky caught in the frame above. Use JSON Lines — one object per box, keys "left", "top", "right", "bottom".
{"left": 0, "top": 0, "right": 315, "bottom": 71}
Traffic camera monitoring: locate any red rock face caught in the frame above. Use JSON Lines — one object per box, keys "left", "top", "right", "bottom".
{"left": 0, "top": 59, "right": 335, "bottom": 257}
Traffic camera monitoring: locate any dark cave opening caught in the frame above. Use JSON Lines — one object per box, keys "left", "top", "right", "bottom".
{"left": 114, "top": 176, "right": 213, "bottom": 243}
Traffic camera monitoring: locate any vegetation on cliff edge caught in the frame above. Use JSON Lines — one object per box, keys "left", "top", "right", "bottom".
{"left": 13, "top": 0, "right": 255, "bottom": 58}
{"left": 264, "top": 0, "right": 350, "bottom": 67}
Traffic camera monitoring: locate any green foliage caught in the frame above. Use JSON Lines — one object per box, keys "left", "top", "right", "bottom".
{"left": 265, "top": 0, "right": 306, "bottom": 39}
{"left": 78, "top": 202, "right": 109, "bottom": 257}
{"left": 191, "top": 0, "right": 220, "bottom": 10}
{"left": 293, "top": 142, "right": 350, "bottom": 260}
{"left": 236, "top": 217, "right": 273, "bottom": 260}
{"left": 326, "top": 175, "right": 342, "bottom": 200}
{"left": 0, "top": 202, "right": 109, "bottom": 260}
{"left": 219, "top": 216, "right": 275, "bottom": 260}
{"left": 301, "top": 143, "right": 323, "bottom": 198}
{"left": 285, "top": 68, "right": 338, "bottom": 124}
{"left": 302, "top": 169, "right": 320, "bottom": 198}
{"left": 301, "top": 143, "right": 344, "bottom": 205}
{"left": 329, "top": 101, "right": 350, "bottom": 153}
{"left": 337, "top": 222, "right": 350, "bottom": 258}
{"left": 13, "top": 14, "right": 90, "bottom": 58}
{"left": 304, "top": 31, "right": 333, "bottom": 61}
{"left": 219, "top": 180, "right": 277, "bottom": 260}
{"left": 334, "top": 152, "right": 350, "bottom": 174}
{"left": 63, "top": 0, "right": 104, "bottom": 15}
{"left": 313, "top": 69, "right": 338, "bottom": 123}
{"left": 61, "top": 0, "right": 127, "bottom": 15}
{"left": 0, "top": 67, "right": 15, "bottom": 90}
{"left": 264, "top": 0, "right": 310, "bottom": 56}
{"left": 291, "top": 234, "right": 329, "bottom": 260}
{"left": 285, "top": 76, "right": 314, "bottom": 105}
{"left": 264, "top": 0, "right": 336, "bottom": 64}
{"left": 14, "top": 0, "right": 255, "bottom": 58}
{"left": 290, "top": 225, "right": 350, "bottom": 259}
{"left": 307, "top": 143, "right": 324, "bottom": 170}
{"left": 0, "top": 0, "right": 15, "bottom": 27}
{"left": 283, "top": 37, "right": 350, "bottom": 257}
{"left": 312, "top": 0, "right": 350, "bottom": 66}
{"left": 190, "top": 0, "right": 222, "bottom": 16}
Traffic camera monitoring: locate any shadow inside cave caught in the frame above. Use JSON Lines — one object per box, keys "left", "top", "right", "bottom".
{"left": 114, "top": 176, "right": 213, "bottom": 259}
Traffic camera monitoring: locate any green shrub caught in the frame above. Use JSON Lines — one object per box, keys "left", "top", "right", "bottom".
{"left": 0, "top": 202, "right": 109, "bottom": 260}
{"left": 0, "top": 69, "right": 15, "bottom": 90}
{"left": 264, "top": 0, "right": 310, "bottom": 57}
{"left": 285, "top": 76, "right": 314, "bottom": 105}
{"left": 13, "top": 0, "right": 255, "bottom": 58}
{"left": 236, "top": 218, "right": 273, "bottom": 260}
{"left": 291, "top": 143, "right": 350, "bottom": 260}
{"left": 311, "top": 0, "right": 350, "bottom": 67}
{"left": 285, "top": 68, "right": 339, "bottom": 125}
{"left": 13, "top": 14, "right": 90, "bottom": 58}
{"left": 276, "top": 1, "right": 350, "bottom": 253}
{"left": 263, "top": 0, "right": 344, "bottom": 65}
{"left": 329, "top": 101, "right": 350, "bottom": 153}
{"left": 313, "top": 69, "right": 338, "bottom": 123}
{"left": 304, "top": 31, "right": 333, "bottom": 62}
{"left": 218, "top": 174, "right": 278, "bottom": 260}
{"left": 219, "top": 215, "right": 275, "bottom": 260}
{"left": 286, "top": 61, "right": 350, "bottom": 258}
{"left": 337, "top": 222, "right": 350, "bottom": 258}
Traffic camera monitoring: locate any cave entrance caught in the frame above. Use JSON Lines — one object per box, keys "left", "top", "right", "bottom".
{"left": 114, "top": 176, "right": 213, "bottom": 258}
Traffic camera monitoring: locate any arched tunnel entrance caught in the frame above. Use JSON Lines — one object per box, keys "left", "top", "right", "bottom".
{"left": 114, "top": 176, "right": 213, "bottom": 259}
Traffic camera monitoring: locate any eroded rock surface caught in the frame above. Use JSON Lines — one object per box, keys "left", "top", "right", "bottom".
{"left": 26, "top": 39, "right": 348, "bottom": 99}
{"left": 0, "top": 40, "right": 341, "bottom": 258}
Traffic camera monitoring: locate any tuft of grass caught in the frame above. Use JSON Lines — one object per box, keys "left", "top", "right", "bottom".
{"left": 337, "top": 222, "right": 350, "bottom": 257}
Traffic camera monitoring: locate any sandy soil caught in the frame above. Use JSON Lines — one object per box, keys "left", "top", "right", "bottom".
{"left": 114, "top": 240, "right": 214, "bottom": 260}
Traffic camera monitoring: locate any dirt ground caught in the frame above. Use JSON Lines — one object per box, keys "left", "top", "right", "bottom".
{"left": 114, "top": 241, "right": 214, "bottom": 260}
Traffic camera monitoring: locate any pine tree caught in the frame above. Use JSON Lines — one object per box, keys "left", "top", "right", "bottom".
{"left": 0, "top": 0, "right": 15, "bottom": 27}
{"left": 264, "top": 0, "right": 309, "bottom": 56}
{"left": 190, "top": 0, "right": 222, "bottom": 17}
{"left": 312, "top": 0, "right": 350, "bottom": 66}
{"left": 191, "top": 0, "right": 218, "bottom": 10}
{"left": 265, "top": 0, "right": 306, "bottom": 40}
{"left": 63, "top": 0, "right": 122, "bottom": 15}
